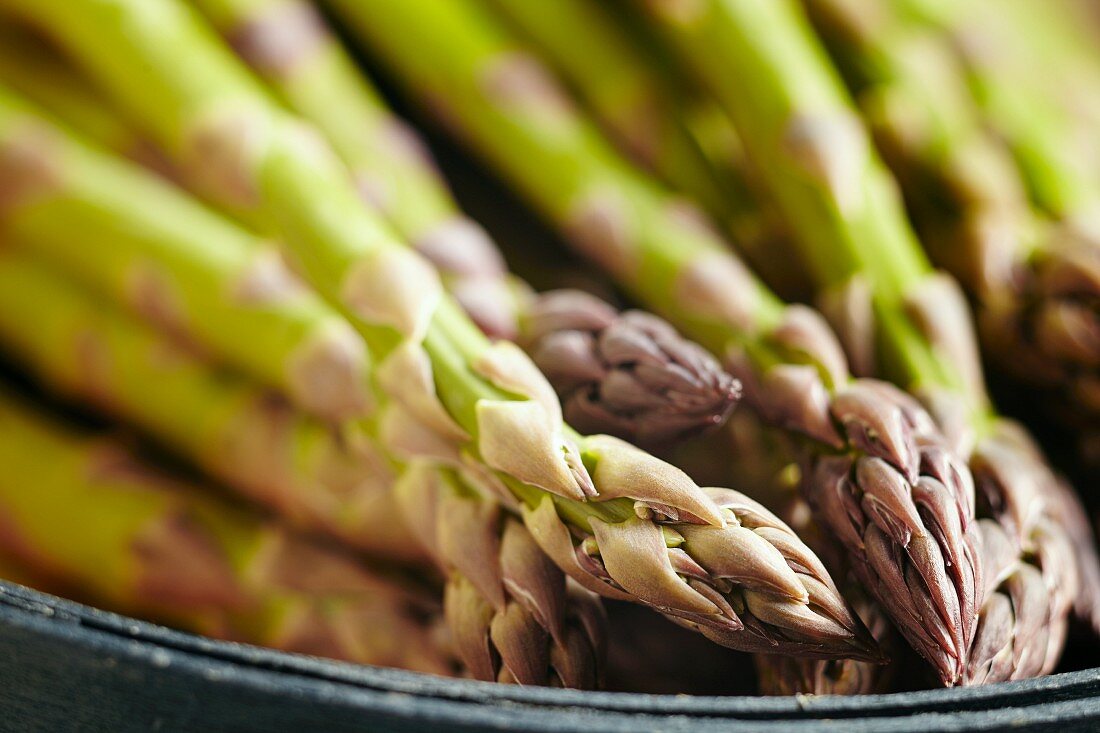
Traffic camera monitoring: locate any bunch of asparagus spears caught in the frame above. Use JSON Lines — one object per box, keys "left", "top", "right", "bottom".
{"left": 0, "top": 0, "right": 1097, "bottom": 696}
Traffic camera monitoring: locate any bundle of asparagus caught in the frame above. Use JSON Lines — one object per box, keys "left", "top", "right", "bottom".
{"left": 0, "top": 68, "right": 730, "bottom": 687}
{"left": 0, "top": 15, "right": 727, "bottom": 686}
{"left": 0, "top": 245, "right": 614, "bottom": 685}
{"left": 0, "top": 0, "right": 1096, "bottom": 700}
{"left": 329, "top": 0, "right": 980, "bottom": 685}
{"left": 0, "top": 79, "right": 612, "bottom": 682}
{"left": 3, "top": 0, "right": 881, "bottom": 683}
{"left": 0, "top": 387, "right": 454, "bottom": 675}
{"left": 197, "top": 0, "right": 524, "bottom": 340}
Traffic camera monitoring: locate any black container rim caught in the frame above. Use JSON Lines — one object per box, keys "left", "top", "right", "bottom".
{"left": 2, "top": 579, "right": 1098, "bottom": 732}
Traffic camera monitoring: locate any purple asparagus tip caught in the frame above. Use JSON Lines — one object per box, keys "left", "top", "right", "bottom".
{"left": 523, "top": 290, "right": 740, "bottom": 447}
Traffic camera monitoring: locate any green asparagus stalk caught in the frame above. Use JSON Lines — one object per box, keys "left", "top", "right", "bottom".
{"left": 641, "top": 0, "right": 1090, "bottom": 683}
{"left": 0, "top": 85, "right": 374, "bottom": 424}
{"left": 189, "top": 0, "right": 738, "bottom": 447}
{"left": 481, "top": 0, "right": 728, "bottom": 227}
{"left": 804, "top": 0, "right": 1100, "bottom": 430}
{"left": 0, "top": 22, "right": 176, "bottom": 177}
{"left": 896, "top": 0, "right": 1100, "bottom": 236}
{"left": 328, "top": 0, "right": 992, "bottom": 682}
{"left": 191, "top": 0, "right": 523, "bottom": 340}
{"left": 480, "top": 0, "right": 807, "bottom": 301}
{"left": 0, "top": 251, "right": 614, "bottom": 685}
{"left": 7, "top": 0, "right": 876, "bottom": 660}
{"left": 0, "top": 248, "right": 420, "bottom": 564}
{"left": 0, "top": 388, "right": 454, "bottom": 674}
{"left": 0, "top": 60, "right": 735, "bottom": 462}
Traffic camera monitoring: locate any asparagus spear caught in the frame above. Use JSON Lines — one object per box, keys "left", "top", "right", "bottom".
{"left": 191, "top": 0, "right": 522, "bottom": 340}
{"left": 804, "top": 0, "right": 1100, "bottom": 432}
{"left": 7, "top": 0, "right": 875, "bottom": 659}
{"left": 0, "top": 246, "right": 864, "bottom": 667}
{"left": 0, "top": 22, "right": 176, "bottom": 177}
{"left": 754, "top": 496, "right": 897, "bottom": 695}
{"left": 675, "top": 414, "right": 897, "bottom": 694}
{"left": 801, "top": 0, "right": 1100, "bottom": 641}
{"left": 0, "top": 248, "right": 422, "bottom": 564}
{"left": 519, "top": 289, "right": 739, "bottom": 447}
{"left": 189, "top": 0, "right": 738, "bottom": 447}
{"left": 898, "top": 0, "right": 1100, "bottom": 230}
{"left": 481, "top": 0, "right": 728, "bottom": 227}
{"left": 0, "top": 388, "right": 454, "bottom": 674}
{"left": 642, "top": 0, "right": 1091, "bottom": 682}
{"left": 395, "top": 461, "right": 607, "bottom": 686}
{"left": 0, "top": 84, "right": 374, "bottom": 424}
{"left": 480, "top": 0, "right": 806, "bottom": 301}
{"left": 328, "top": 0, "right": 990, "bottom": 681}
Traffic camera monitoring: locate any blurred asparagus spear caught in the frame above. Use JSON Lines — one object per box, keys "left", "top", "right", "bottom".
{"left": 897, "top": 0, "right": 1100, "bottom": 228}
{"left": 641, "top": 0, "right": 1094, "bottom": 683}
{"left": 193, "top": 0, "right": 523, "bottom": 340}
{"left": 480, "top": 0, "right": 807, "bottom": 300}
{"left": 480, "top": 0, "right": 735, "bottom": 227}
{"left": 5, "top": 0, "right": 877, "bottom": 661}
{"left": 1055, "top": 0, "right": 1100, "bottom": 74}
{"left": 0, "top": 84, "right": 375, "bottom": 424}
{"left": 0, "top": 387, "right": 454, "bottom": 674}
{"left": 0, "top": 245, "right": 416, "bottom": 565}
{"left": 0, "top": 51, "right": 734, "bottom": 460}
{"left": 0, "top": 22, "right": 177, "bottom": 178}
{"left": 804, "top": 0, "right": 1100, "bottom": 433}
{"left": 191, "top": 0, "right": 739, "bottom": 447}
{"left": 328, "top": 0, "right": 999, "bottom": 681}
